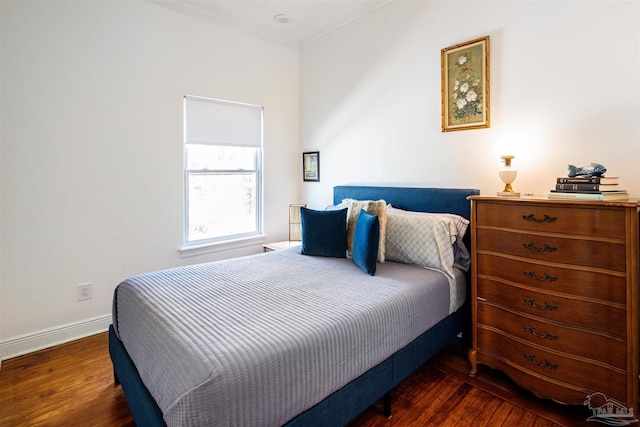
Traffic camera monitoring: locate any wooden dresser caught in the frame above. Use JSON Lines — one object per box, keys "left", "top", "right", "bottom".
{"left": 468, "top": 195, "right": 639, "bottom": 412}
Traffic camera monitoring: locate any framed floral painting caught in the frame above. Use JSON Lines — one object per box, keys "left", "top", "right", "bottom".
{"left": 441, "top": 36, "right": 490, "bottom": 132}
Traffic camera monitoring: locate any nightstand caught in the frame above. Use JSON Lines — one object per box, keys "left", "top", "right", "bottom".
{"left": 263, "top": 240, "right": 301, "bottom": 252}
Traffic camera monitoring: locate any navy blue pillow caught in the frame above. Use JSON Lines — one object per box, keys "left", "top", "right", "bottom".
{"left": 352, "top": 210, "right": 380, "bottom": 275}
{"left": 300, "top": 207, "right": 348, "bottom": 258}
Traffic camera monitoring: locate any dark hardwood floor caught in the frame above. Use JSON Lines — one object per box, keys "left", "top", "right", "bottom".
{"left": 0, "top": 333, "right": 594, "bottom": 426}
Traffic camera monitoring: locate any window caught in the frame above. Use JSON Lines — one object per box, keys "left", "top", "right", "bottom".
{"left": 183, "top": 95, "right": 263, "bottom": 246}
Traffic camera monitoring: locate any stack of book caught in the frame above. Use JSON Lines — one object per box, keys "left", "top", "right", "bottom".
{"left": 548, "top": 176, "right": 629, "bottom": 200}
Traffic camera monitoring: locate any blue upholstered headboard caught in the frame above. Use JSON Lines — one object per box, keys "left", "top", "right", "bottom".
{"left": 333, "top": 186, "right": 479, "bottom": 221}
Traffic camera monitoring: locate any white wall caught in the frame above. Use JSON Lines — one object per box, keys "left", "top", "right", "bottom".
{"left": 300, "top": 1, "right": 640, "bottom": 208}
{"left": 0, "top": 0, "right": 300, "bottom": 359}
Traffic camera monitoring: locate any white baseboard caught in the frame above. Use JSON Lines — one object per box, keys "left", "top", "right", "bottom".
{"left": 0, "top": 314, "right": 112, "bottom": 368}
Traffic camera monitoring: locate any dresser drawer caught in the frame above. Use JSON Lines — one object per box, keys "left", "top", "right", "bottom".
{"left": 476, "top": 349, "right": 623, "bottom": 406}
{"left": 476, "top": 202, "right": 626, "bottom": 238}
{"left": 477, "top": 253, "right": 626, "bottom": 305}
{"left": 477, "top": 302, "right": 626, "bottom": 369}
{"left": 478, "top": 277, "right": 626, "bottom": 337}
{"left": 477, "top": 327, "right": 627, "bottom": 403}
{"left": 476, "top": 228, "right": 626, "bottom": 272}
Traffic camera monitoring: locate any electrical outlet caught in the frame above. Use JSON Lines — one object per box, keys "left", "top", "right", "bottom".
{"left": 77, "top": 283, "right": 92, "bottom": 301}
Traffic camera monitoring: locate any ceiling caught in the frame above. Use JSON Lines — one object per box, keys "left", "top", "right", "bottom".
{"left": 153, "top": 0, "right": 394, "bottom": 47}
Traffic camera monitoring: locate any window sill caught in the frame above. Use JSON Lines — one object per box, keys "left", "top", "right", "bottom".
{"left": 179, "top": 234, "right": 266, "bottom": 258}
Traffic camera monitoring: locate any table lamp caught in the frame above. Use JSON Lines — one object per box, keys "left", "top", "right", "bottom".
{"left": 497, "top": 155, "right": 520, "bottom": 197}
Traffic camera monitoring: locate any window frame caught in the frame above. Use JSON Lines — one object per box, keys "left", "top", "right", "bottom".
{"left": 182, "top": 95, "right": 264, "bottom": 251}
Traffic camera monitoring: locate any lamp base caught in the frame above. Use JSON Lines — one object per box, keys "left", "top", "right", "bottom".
{"left": 497, "top": 191, "right": 521, "bottom": 197}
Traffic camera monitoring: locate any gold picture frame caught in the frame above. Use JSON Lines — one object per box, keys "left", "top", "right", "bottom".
{"left": 441, "top": 36, "right": 490, "bottom": 132}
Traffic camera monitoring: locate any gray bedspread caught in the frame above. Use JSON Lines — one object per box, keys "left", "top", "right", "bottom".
{"left": 112, "top": 248, "right": 462, "bottom": 426}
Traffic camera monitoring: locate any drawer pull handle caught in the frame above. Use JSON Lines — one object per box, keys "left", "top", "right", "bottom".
{"left": 523, "top": 242, "right": 557, "bottom": 253}
{"left": 523, "top": 271, "right": 558, "bottom": 282}
{"left": 522, "top": 214, "right": 557, "bottom": 224}
{"left": 523, "top": 298, "right": 558, "bottom": 311}
{"left": 524, "top": 326, "right": 558, "bottom": 340}
{"left": 524, "top": 354, "right": 558, "bottom": 370}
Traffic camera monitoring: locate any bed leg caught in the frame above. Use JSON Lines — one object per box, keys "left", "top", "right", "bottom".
{"left": 113, "top": 368, "right": 121, "bottom": 386}
{"left": 383, "top": 392, "right": 392, "bottom": 418}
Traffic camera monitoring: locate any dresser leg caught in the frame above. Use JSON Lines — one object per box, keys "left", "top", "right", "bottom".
{"left": 468, "top": 348, "right": 477, "bottom": 377}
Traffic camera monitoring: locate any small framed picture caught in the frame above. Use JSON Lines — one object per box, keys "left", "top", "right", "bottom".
{"left": 441, "top": 36, "right": 490, "bottom": 132}
{"left": 303, "top": 151, "right": 320, "bottom": 182}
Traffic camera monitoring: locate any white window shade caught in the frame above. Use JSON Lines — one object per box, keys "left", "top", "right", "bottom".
{"left": 185, "top": 96, "right": 262, "bottom": 147}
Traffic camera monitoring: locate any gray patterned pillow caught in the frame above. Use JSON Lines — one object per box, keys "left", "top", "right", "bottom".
{"left": 386, "top": 206, "right": 470, "bottom": 271}
{"left": 385, "top": 208, "right": 469, "bottom": 287}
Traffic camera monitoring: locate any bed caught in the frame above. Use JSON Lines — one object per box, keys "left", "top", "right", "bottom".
{"left": 109, "top": 185, "right": 479, "bottom": 426}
